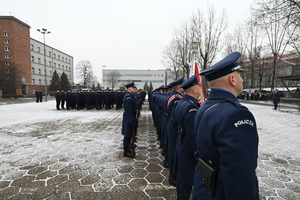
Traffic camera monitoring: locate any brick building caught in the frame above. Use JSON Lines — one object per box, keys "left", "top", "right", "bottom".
{"left": 242, "top": 53, "right": 300, "bottom": 90}
{"left": 0, "top": 16, "right": 31, "bottom": 97}
{"left": 0, "top": 16, "right": 73, "bottom": 98}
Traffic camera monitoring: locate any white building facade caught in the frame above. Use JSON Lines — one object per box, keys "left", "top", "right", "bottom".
{"left": 30, "top": 38, "right": 74, "bottom": 89}
{"left": 102, "top": 69, "right": 173, "bottom": 90}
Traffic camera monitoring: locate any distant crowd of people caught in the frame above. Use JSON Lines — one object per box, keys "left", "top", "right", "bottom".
{"left": 54, "top": 89, "right": 146, "bottom": 111}
{"left": 35, "top": 90, "right": 44, "bottom": 103}
{"left": 238, "top": 91, "right": 284, "bottom": 101}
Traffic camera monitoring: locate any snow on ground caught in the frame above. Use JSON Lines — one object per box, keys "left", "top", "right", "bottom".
{"left": 0, "top": 100, "right": 299, "bottom": 199}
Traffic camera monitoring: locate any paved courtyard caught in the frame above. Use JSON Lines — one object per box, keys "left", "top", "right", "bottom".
{"left": 0, "top": 98, "right": 299, "bottom": 200}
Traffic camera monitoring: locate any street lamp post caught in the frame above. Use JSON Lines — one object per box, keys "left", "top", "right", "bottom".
{"left": 102, "top": 65, "right": 106, "bottom": 90}
{"left": 37, "top": 28, "right": 51, "bottom": 102}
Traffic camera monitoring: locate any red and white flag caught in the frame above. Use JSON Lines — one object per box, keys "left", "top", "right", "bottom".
{"left": 277, "top": 53, "right": 281, "bottom": 60}
{"left": 189, "top": 61, "right": 207, "bottom": 104}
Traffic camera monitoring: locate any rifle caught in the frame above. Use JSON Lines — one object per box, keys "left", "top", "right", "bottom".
{"left": 130, "top": 128, "right": 136, "bottom": 158}
{"left": 129, "top": 109, "right": 139, "bottom": 158}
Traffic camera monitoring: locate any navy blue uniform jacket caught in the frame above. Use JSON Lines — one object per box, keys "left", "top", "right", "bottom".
{"left": 193, "top": 89, "right": 259, "bottom": 200}
{"left": 122, "top": 92, "right": 137, "bottom": 137}
{"left": 175, "top": 94, "right": 199, "bottom": 185}
{"left": 167, "top": 91, "right": 183, "bottom": 170}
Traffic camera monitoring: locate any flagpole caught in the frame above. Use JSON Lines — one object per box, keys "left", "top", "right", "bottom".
{"left": 191, "top": 41, "right": 206, "bottom": 104}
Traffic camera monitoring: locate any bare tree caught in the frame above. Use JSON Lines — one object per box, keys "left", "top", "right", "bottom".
{"left": 161, "top": 4, "right": 227, "bottom": 82}
{"left": 173, "top": 22, "right": 194, "bottom": 79}
{"left": 76, "top": 60, "right": 94, "bottom": 88}
{"left": 243, "top": 15, "right": 266, "bottom": 88}
{"left": 106, "top": 70, "right": 121, "bottom": 89}
{"left": 191, "top": 5, "right": 228, "bottom": 72}
{"left": 253, "top": 0, "right": 299, "bottom": 91}
{"left": 161, "top": 39, "right": 183, "bottom": 79}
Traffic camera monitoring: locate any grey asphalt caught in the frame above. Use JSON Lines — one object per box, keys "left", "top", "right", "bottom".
{"left": 0, "top": 98, "right": 299, "bottom": 200}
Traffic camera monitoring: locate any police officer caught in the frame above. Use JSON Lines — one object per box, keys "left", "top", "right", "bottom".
{"left": 122, "top": 82, "right": 138, "bottom": 157}
{"left": 193, "top": 52, "right": 259, "bottom": 200}
{"left": 66, "top": 90, "right": 72, "bottom": 110}
{"left": 39, "top": 90, "right": 43, "bottom": 102}
{"left": 175, "top": 74, "right": 201, "bottom": 200}
{"left": 35, "top": 90, "right": 40, "bottom": 103}
{"left": 55, "top": 90, "right": 61, "bottom": 110}
{"left": 61, "top": 90, "right": 66, "bottom": 109}
{"left": 166, "top": 77, "right": 184, "bottom": 186}
{"left": 272, "top": 89, "right": 280, "bottom": 110}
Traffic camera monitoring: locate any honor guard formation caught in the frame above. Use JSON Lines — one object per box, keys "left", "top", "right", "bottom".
{"left": 52, "top": 51, "right": 259, "bottom": 200}
{"left": 149, "top": 52, "right": 259, "bottom": 200}
{"left": 54, "top": 88, "right": 146, "bottom": 111}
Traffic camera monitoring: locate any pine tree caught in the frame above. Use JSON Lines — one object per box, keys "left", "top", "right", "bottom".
{"left": 91, "top": 83, "right": 96, "bottom": 90}
{"left": 149, "top": 82, "right": 153, "bottom": 90}
{"left": 97, "top": 82, "right": 101, "bottom": 90}
{"left": 144, "top": 82, "right": 149, "bottom": 90}
{"left": 60, "top": 72, "right": 72, "bottom": 91}
{"left": 49, "top": 70, "right": 61, "bottom": 91}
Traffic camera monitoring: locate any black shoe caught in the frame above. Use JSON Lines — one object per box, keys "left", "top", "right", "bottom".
{"left": 123, "top": 149, "right": 131, "bottom": 157}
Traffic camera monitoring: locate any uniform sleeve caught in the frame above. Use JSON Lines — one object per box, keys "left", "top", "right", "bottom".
{"left": 124, "top": 95, "right": 134, "bottom": 119}
{"left": 184, "top": 104, "right": 198, "bottom": 154}
{"left": 216, "top": 108, "right": 259, "bottom": 199}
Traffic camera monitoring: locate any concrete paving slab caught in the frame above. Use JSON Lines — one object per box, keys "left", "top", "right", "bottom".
{"left": 0, "top": 99, "right": 299, "bottom": 199}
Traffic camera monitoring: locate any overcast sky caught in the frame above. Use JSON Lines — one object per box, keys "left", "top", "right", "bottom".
{"left": 2, "top": 0, "right": 253, "bottom": 82}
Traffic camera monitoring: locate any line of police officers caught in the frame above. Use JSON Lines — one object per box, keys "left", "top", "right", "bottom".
{"left": 54, "top": 89, "right": 146, "bottom": 111}
{"left": 149, "top": 52, "right": 259, "bottom": 200}
{"left": 150, "top": 76, "right": 201, "bottom": 199}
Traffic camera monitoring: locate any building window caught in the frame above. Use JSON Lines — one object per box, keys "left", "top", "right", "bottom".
{"left": 37, "top": 47, "right": 40, "bottom": 53}
{"left": 31, "top": 44, "right": 34, "bottom": 50}
{"left": 54, "top": 53, "right": 56, "bottom": 59}
{"left": 49, "top": 61, "right": 52, "bottom": 66}
{"left": 58, "top": 55, "right": 60, "bottom": 60}
{"left": 5, "top": 54, "right": 10, "bottom": 59}
{"left": 69, "top": 75, "right": 71, "bottom": 80}
{"left": 38, "top": 58, "right": 41, "bottom": 64}
{"left": 38, "top": 69, "right": 41, "bottom": 75}
{"left": 6, "top": 76, "right": 11, "bottom": 80}
{"left": 4, "top": 47, "right": 10, "bottom": 52}
{"left": 62, "top": 56, "right": 64, "bottom": 62}
{"left": 5, "top": 62, "right": 10, "bottom": 66}
{"left": 5, "top": 69, "right": 10, "bottom": 73}
{"left": 31, "top": 56, "right": 34, "bottom": 62}
{"left": 38, "top": 79, "right": 41, "bottom": 85}
{"left": 58, "top": 64, "right": 60, "bottom": 69}
{"left": 32, "top": 67, "right": 35, "bottom": 73}
{"left": 62, "top": 65, "right": 64, "bottom": 70}
{"left": 161, "top": 74, "right": 164, "bottom": 77}
{"left": 49, "top": 51, "right": 51, "bottom": 57}
{"left": 4, "top": 40, "right": 9, "bottom": 44}
{"left": 54, "top": 63, "right": 56, "bottom": 68}
{"left": 32, "top": 79, "right": 35, "bottom": 85}
{"left": 69, "top": 67, "right": 71, "bottom": 71}
{"left": 49, "top": 71, "right": 52, "bottom": 75}
{"left": 4, "top": 32, "right": 9, "bottom": 37}
{"left": 22, "top": 77, "right": 26, "bottom": 83}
